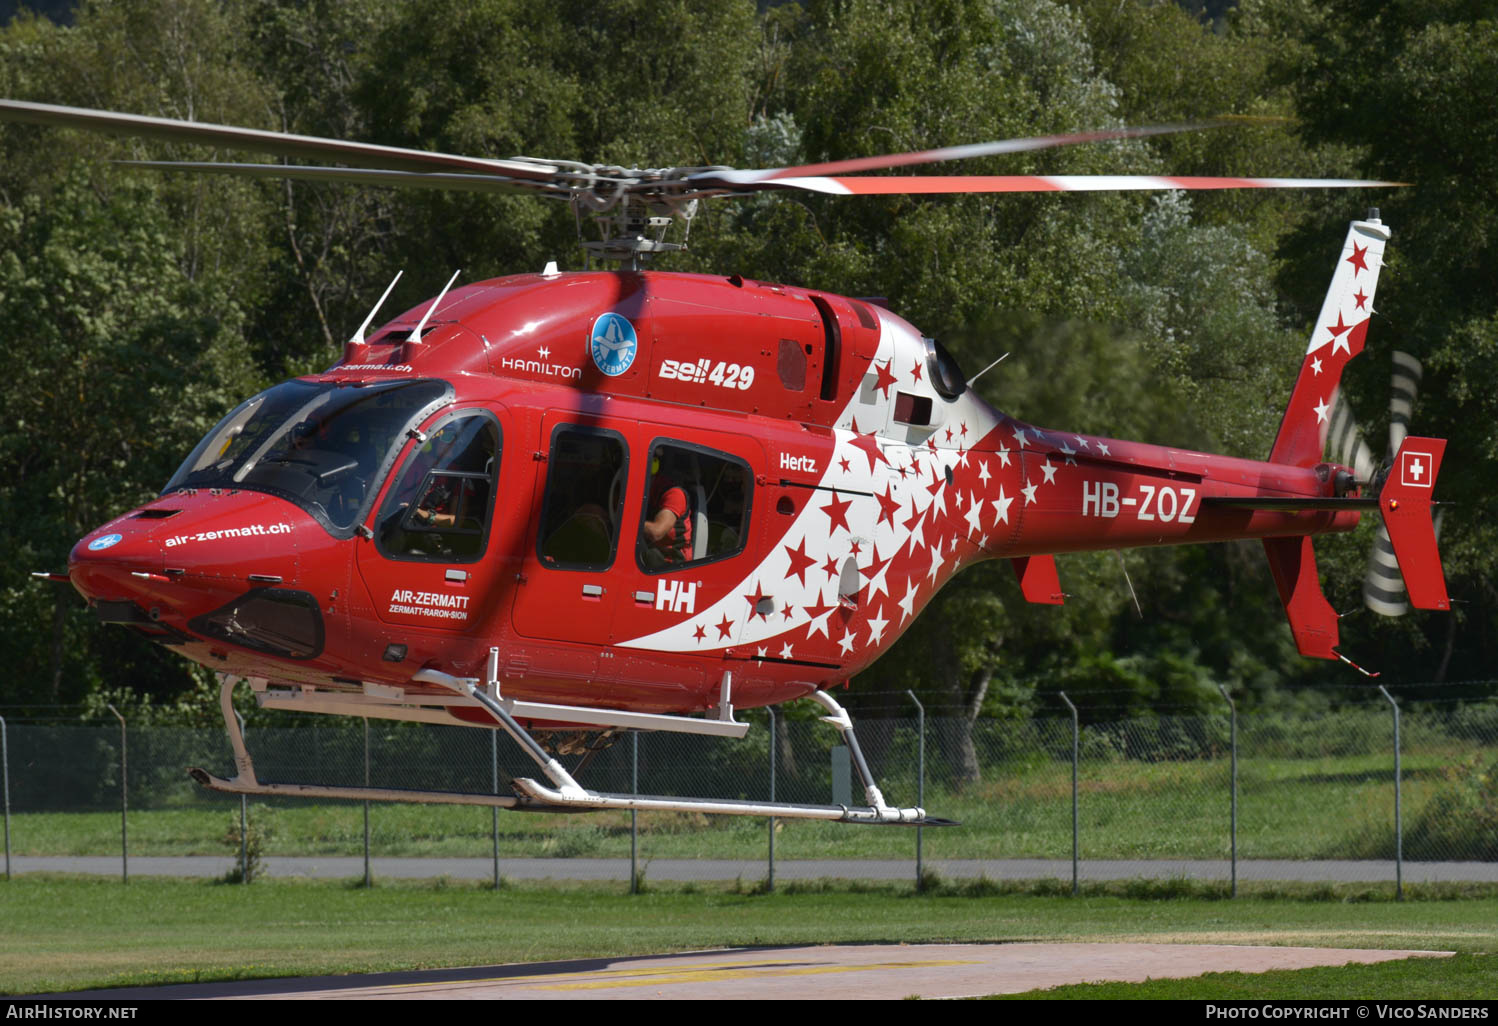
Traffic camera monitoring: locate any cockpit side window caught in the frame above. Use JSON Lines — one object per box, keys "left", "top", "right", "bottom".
{"left": 375, "top": 412, "right": 500, "bottom": 563}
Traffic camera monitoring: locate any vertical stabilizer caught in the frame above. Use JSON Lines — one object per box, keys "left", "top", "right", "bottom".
{"left": 1269, "top": 216, "right": 1392, "bottom": 468}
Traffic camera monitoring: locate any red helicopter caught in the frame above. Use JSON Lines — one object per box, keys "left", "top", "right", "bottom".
{"left": 6, "top": 99, "right": 1446, "bottom": 825}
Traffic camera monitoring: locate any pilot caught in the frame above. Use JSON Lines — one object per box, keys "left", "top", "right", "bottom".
{"left": 641, "top": 452, "right": 693, "bottom": 566}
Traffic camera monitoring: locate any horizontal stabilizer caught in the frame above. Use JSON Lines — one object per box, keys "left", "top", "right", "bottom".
{"left": 1378, "top": 436, "right": 1449, "bottom": 611}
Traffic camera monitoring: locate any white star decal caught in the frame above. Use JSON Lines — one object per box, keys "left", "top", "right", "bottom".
{"left": 978, "top": 459, "right": 991, "bottom": 485}
{"left": 806, "top": 600, "right": 835, "bottom": 640}
{"left": 1011, "top": 427, "right": 1029, "bottom": 448}
{"left": 1076, "top": 436, "right": 1089, "bottom": 449}
{"left": 866, "top": 613, "right": 889, "bottom": 646}
{"left": 927, "top": 539, "right": 945, "bottom": 584}
{"left": 996, "top": 448, "right": 1012, "bottom": 468}
{"left": 1040, "top": 461, "right": 1058, "bottom": 485}
{"left": 1333, "top": 336, "right": 1352, "bottom": 357}
{"left": 897, "top": 578, "right": 918, "bottom": 623}
{"left": 837, "top": 630, "right": 857, "bottom": 655}
{"left": 1311, "top": 356, "right": 1323, "bottom": 376}
{"left": 964, "top": 492, "right": 984, "bottom": 536}
{"left": 1314, "top": 397, "right": 1331, "bottom": 424}
{"left": 992, "top": 486, "right": 1013, "bottom": 524}
{"left": 1096, "top": 441, "right": 1111, "bottom": 456}
{"left": 1060, "top": 443, "right": 1075, "bottom": 457}
{"left": 1023, "top": 481, "right": 1039, "bottom": 504}
{"left": 779, "top": 643, "right": 794, "bottom": 660}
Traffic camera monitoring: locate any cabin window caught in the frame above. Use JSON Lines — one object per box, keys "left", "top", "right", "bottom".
{"left": 777, "top": 338, "right": 807, "bottom": 391}
{"left": 536, "top": 426, "right": 629, "bottom": 570}
{"left": 376, "top": 412, "right": 500, "bottom": 562}
{"left": 637, "top": 441, "right": 752, "bottom": 573}
{"left": 893, "top": 391, "right": 933, "bottom": 425}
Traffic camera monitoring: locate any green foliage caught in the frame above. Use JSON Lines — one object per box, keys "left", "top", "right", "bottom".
{"left": 220, "top": 802, "right": 275, "bottom": 884}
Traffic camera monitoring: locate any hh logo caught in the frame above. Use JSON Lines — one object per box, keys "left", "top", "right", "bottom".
{"left": 655, "top": 579, "right": 697, "bottom": 614}
{"left": 1400, "top": 450, "right": 1434, "bottom": 488}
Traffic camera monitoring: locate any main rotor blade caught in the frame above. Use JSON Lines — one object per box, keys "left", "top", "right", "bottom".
{"left": 728, "top": 174, "right": 1405, "bottom": 196}
{"left": 117, "top": 160, "right": 577, "bottom": 197}
{"left": 0, "top": 99, "right": 559, "bottom": 180}
{"left": 698, "top": 123, "right": 1208, "bottom": 184}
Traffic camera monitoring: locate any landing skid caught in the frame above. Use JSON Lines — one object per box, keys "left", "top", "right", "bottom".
{"left": 191, "top": 654, "right": 952, "bottom": 826}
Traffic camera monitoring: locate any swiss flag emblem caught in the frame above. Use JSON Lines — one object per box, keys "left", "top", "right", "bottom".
{"left": 1400, "top": 450, "right": 1434, "bottom": 488}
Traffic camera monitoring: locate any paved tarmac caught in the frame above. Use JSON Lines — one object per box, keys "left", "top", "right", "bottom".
{"left": 51, "top": 943, "right": 1454, "bottom": 1000}
{"left": 6, "top": 854, "right": 1497, "bottom": 883}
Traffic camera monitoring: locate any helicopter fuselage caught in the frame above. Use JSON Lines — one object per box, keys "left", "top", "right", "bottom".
{"left": 67, "top": 268, "right": 1361, "bottom": 725}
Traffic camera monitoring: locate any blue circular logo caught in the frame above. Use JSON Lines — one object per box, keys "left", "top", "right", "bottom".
{"left": 88, "top": 533, "right": 123, "bottom": 552}
{"left": 589, "top": 312, "right": 638, "bottom": 377}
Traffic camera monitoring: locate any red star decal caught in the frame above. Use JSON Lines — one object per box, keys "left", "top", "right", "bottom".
{"left": 803, "top": 598, "right": 835, "bottom": 626}
{"left": 911, "top": 360, "right": 924, "bottom": 382}
{"left": 873, "top": 360, "right": 899, "bottom": 399}
{"left": 783, "top": 538, "right": 816, "bottom": 586}
{"left": 838, "top": 456, "right": 851, "bottom": 473}
{"left": 926, "top": 466, "right": 945, "bottom": 498}
{"left": 821, "top": 554, "right": 841, "bottom": 580}
{"left": 847, "top": 419, "right": 889, "bottom": 473}
{"left": 960, "top": 422, "right": 969, "bottom": 437}
{"left": 926, "top": 436, "right": 938, "bottom": 453}
{"left": 693, "top": 625, "right": 706, "bottom": 641}
{"left": 715, "top": 614, "right": 735, "bottom": 640}
{"left": 944, "top": 427, "right": 954, "bottom": 442}
{"left": 1353, "top": 288, "right": 1368, "bottom": 311}
{"left": 744, "top": 582, "right": 770, "bottom": 620}
{"left": 1346, "top": 240, "right": 1369, "bottom": 276}
{"left": 1326, "top": 311, "right": 1352, "bottom": 341}
{"left": 859, "top": 545, "right": 891, "bottom": 582}
{"left": 849, "top": 539, "right": 862, "bottom": 557}
{"left": 897, "top": 464, "right": 908, "bottom": 479}
{"left": 781, "top": 603, "right": 795, "bottom": 621}
{"left": 820, "top": 491, "right": 853, "bottom": 534}
{"left": 875, "top": 483, "right": 901, "bottom": 528}
{"left": 902, "top": 496, "right": 927, "bottom": 533}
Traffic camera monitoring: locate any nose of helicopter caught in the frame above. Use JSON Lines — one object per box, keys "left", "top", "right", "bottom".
{"left": 69, "top": 490, "right": 313, "bottom": 642}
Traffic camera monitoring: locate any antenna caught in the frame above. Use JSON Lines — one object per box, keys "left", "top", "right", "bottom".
{"left": 966, "top": 352, "right": 1009, "bottom": 388}
{"left": 348, "top": 269, "right": 403, "bottom": 345}
{"left": 407, "top": 269, "right": 461, "bottom": 344}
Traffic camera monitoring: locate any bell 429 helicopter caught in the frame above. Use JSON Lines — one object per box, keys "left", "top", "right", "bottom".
{"left": 5, "top": 99, "right": 1447, "bottom": 826}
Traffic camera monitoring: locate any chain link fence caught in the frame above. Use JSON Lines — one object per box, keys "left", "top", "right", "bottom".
{"left": 2, "top": 699, "right": 1495, "bottom": 886}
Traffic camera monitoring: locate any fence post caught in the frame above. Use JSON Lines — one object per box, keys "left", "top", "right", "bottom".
{"left": 363, "top": 718, "right": 372, "bottom": 888}
{"left": 1218, "top": 685, "right": 1237, "bottom": 898}
{"left": 234, "top": 709, "right": 248, "bottom": 884}
{"left": 766, "top": 706, "right": 776, "bottom": 894}
{"left": 630, "top": 731, "right": 639, "bottom": 895}
{"left": 1, "top": 714, "right": 9, "bottom": 882}
{"left": 906, "top": 691, "right": 925, "bottom": 891}
{"left": 1378, "top": 685, "right": 1403, "bottom": 901}
{"left": 491, "top": 728, "right": 500, "bottom": 890}
{"left": 106, "top": 704, "right": 127, "bottom": 884}
{"left": 1058, "top": 692, "right": 1078, "bottom": 896}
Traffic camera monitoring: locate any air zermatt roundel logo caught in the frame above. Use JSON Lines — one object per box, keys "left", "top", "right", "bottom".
{"left": 589, "top": 312, "right": 638, "bottom": 377}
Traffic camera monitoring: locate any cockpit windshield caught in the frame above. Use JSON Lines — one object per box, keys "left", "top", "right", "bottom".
{"left": 165, "top": 378, "right": 451, "bottom": 533}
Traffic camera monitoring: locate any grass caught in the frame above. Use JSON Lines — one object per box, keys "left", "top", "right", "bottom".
{"left": 989, "top": 953, "right": 1498, "bottom": 1000}
{"left": 3, "top": 747, "right": 1473, "bottom": 862}
{"left": 1, "top": 875, "right": 1496, "bottom": 996}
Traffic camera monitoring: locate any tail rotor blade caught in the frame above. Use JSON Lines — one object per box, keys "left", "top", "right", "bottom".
{"left": 1387, "top": 351, "right": 1422, "bottom": 458}
{"left": 1363, "top": 522, "right": 1409, "bottom": 617}
{"left": 1326, "top": 389, "right": 1378, "bottom": 482}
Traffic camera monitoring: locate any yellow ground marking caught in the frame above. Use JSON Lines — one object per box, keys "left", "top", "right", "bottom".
{"left": 387, "top": 958, "right": 978, "bottom": 993}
